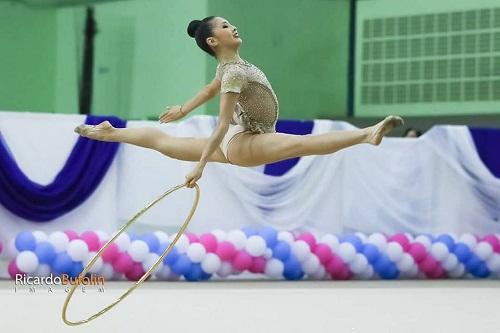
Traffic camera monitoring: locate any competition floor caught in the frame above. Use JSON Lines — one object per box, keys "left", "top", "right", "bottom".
{"left": 1, "top": 279, "right": 499, "bottom": 332}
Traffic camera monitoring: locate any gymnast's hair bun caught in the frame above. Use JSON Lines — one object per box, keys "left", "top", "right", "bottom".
{"left": 187, "top": 20, "right": 202, "bottom": 38}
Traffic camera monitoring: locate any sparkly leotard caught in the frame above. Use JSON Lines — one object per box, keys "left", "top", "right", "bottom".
{"left": 215, "top": 60, "right": 279, "bottom": 163}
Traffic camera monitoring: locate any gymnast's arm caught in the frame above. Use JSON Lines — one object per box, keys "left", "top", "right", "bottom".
{"left": 197, "top": 91, "right": 238, "bottom": 167}
{"left": 180, "top": 78, "right": 221, "bottom": 115}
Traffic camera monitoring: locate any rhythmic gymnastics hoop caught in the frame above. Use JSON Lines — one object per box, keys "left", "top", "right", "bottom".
{"left": 62, "top": 182, "right": 200, "bottom": 326}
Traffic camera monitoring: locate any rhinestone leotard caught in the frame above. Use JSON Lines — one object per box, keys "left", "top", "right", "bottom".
{"left": 215, "top": 60, "right": 279, "bottom": 134}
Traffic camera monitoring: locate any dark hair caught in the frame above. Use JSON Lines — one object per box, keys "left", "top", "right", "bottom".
{"left": 187, "top": 16, "right": 216, "bottom": 57}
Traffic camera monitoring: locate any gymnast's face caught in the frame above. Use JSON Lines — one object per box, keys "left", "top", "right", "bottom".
{"left": 207, "top": 17, "right": 242, "bottom": 51}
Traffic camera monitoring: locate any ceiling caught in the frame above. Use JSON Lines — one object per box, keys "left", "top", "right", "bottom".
{"left": 3, "top": 0, "right": 132, "bottom": 7}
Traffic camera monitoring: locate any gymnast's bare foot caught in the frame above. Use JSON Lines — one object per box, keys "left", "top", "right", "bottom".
{"left": 363, "top": 115, "right": 404, "bottom": 146}
{"left": 74, "top": 120, "right": 116, "bottom": 141}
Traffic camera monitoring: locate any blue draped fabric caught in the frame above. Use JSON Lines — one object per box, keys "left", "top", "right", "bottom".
{"left": 469, "top": 127, "right": 500, "bottom": 178}
{"left": 0, "top": 115, "right": 126, "bottom": 222}
{"left": 264, "top": 119, "right": 314, "bottom": 176}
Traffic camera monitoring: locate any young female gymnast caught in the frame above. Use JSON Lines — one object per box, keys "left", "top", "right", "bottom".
{"left": 75, "top": 16, "right": 404, "bottom": 188}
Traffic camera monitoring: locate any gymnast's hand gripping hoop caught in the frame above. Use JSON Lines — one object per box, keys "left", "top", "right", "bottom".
{"left": 62, "top": 182, "right": 200, "bottom": 326}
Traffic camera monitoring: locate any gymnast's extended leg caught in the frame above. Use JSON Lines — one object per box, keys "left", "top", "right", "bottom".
{"left": 227, "top": 115, "right": 403, "bottom": 167}
{"left": 74, "top": 122, "right": 228, "bottom": 163}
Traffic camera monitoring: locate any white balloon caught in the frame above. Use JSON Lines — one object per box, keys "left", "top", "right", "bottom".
{"left": 458, "top": 233, "right": 477, "bottom": 249}
{"left": 153, "top": 231, "right": 169, "bottom": 245}
{"left": 201, "top": 253, "right": 222, "bottom": 274}
{"left": 265, "top": 259, "right": 284, "bottom": 278}
{"left": 310, "top": 265, "right": 326, "bottom": 279}
{"left": 114, "top": 233, "right": 131, "bottom": 252}
{"left": 396, "top": 253, "right": 415, "bottom": 272}
{"left": 475, "top": 242, "right": 494, "bottom": 261}
{"left": 403, "top": 233, "right": 414, "bottom": 242}
{"left": 338, "top": 243, "right": 356, "bottom": 263}
{"left": 386, "top": 242, "right": 404, "bottom": 262}
{"left": 99, "top": 263, "right": 115, "bottom": 280}
{"left": 292, "top": 240, "right": 311, "bottom": 262}
{"left": 217, "top": 261, "right": 233, "bottom": 278}
{"left": 84, "top": 251, "right": 103, "bottom": 273}
{"left": 302, "top": 254, "right": 320, "bottom": 274}
{"left": 320, "top": 234, "right": 339, "bottom": 252}
{"left": 358, "top": 265, "right": 374, "bottom": 280}
{"left": 448, "top": 264, "right": 465, "bottom": 278}
{"left": 354, "top": 232, "right": 368, "bottom": 243}
{"left": 430, "top": 243, "right": 449, "bottom": 262}
{"left": 367, "top": 233, "right": 387, "bottom": 251}
{"left": 169, "top": 234, "right": 189, "bottom": 253}
{"left": 226, "top": 230, "right": 247, "bottom": 250}
{"left": 264, "top": 248, "right": 273, "bottom": 259}
{"left": 486, "top": 254, "right": 500, "bottom": 272}
{"left": 245, "top": 236, "right": 267, "bottom": 257}
{"left": 32, "top": 230, "right": 48, "bottom": 243}
{"left": 33, "top": 263, "right": 51, "bottom": 277}
{"left": 350, "top": 254, "right": 369, "bottom": 274}
{"left": 94, "top": 230, "right": 109, "bottom": 244}
{"left": 16, "top": 251, "right": 39, "bottom": 273}
{"left": 414, "top": 235, "right": 432, "bottom": 250}
{"left": 127, "top": 240, "right": 149, "bottom": 262}
{"left": 67, "top": 239, "right": 89, "bottom": 262}
{"left": 142, "top": 253, "right": 163, "bottom": 273}
{"left": 155, "top": 265, "right": 171, "bottom": 280}
{"left": 211, "top": 229, "right": 227, "bottom": 242}
{"left": 49, "top": 231, "right": 70, "bottom": 253}
{"left": 277, "top": 231, "right": 294, "bottom": 244}
{"left": 186, "top": 243, "right": 207, "bottom": 263}
{"left": 442, "top": 254, "right": 459, "bottom": 271}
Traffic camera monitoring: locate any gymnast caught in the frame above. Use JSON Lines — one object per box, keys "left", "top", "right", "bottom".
{"left": 74, "top": 16, "right": 404, "bottom": 188}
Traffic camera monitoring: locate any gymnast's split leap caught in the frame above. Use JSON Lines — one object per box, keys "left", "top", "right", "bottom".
{"left": 75, "top": 16, "right": 404, "bottom": 188}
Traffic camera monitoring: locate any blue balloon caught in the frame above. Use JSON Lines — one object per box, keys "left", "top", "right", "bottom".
{"left": 241, "top": 226, "right": 258, "bottom": 237}
{"left": 34, "top": 242, "right": 56, "bottom": 265}
{"left": 379, "top": 262, "right": 399, "bottom": 279}
{"left": 272, "top": 241, "right": 291, "bottom": 261}
{"left": 470, "top": 262, "right": 490, "bottom": 278}
{"left": 141, "top": 233, "right": 160, "bottom": 253}
{"left": 258, "top": 227, "right": 278, "bottom": 248}
{"left": 341, "top": 234, "right": 364, "bottom": 252}
{"left": 373, "top": 254, "right": 391, "bottom": 274}
{"left": 52, "top": 252, "right": 73, "bottom": 275}
{"left": 454, "top": 243, "right": 472, "bottom": 262}
{"left": 184, "top": 263, "right": 205, "bottom": 281}
{"left": 362, "top": 244, "right": 380, "bottom": 264}
{"left": 161, "top": 244, "right": 179, "bottom": 266}
{"left": 436, "top": 234, "right": 455, "bottom": 252}
{"left": 128, "top": 232, "right": 140, "bottom": 241}
{"left": 283, "top": 256, "right": 304, "bottom": 280}
{"left": 15, "top": 231, "right": 37, "bottom": 252}
{"left": 170, "top": 254, "right": 191, "bottom": 276}
{"left": 464, "top": 254, "right": 481, "bottom": 272}
{"left": 69, "top": 262, "right": 84, "bottom": 278}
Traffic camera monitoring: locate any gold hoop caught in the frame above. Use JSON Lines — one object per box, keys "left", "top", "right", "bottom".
{"left": 62, "top": 182, "right": 200, "bottom": 326}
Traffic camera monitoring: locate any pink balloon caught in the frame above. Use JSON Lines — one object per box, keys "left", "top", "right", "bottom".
{"left": 0, "top": 241, "right": 3, "bottom": 254}
{"left": 125, "top": 262, "right": 145, "bottom": 281}
{"left": 8, "top": 259, "right": 26, "bottom": 279}
{"left": 333, "top": 265, "right": 352, "bottom": 280}
{"left": 427, "top": 264, "right": 445, "bottom": 279}
{"left": 113, "top": 252, "right": 134, "bottom": 274}
{"left": 313, "top": 244, "right": 333, "bottom": 265}
{"left": 199, "top": 233, "right": 218, "bottom": 253}
{"left": 325, "top": 255, "right": 345, "bottom": 275}
{"left": 102, "top": 243, "right": 120, "bottom": 263}
{"left": 185, "top": 232, "right": 199, "bottom": 243}
{"left": 388, "top": 233, "right": 411, "bottom": 252}
{"left": 249, "top": 257, "right": 266, "bottom": 274}
{"left": 216, "top": 241, "right": 236, "bottom": 261}
{"left": 408, "top": 243, "right": 427, "bottom": 263}
{"left": 296, "top": 232, "right": 317, "bottom": 251}
{"left": 419, "top": 256, "right": 438, "bottom": 275}
{"left": 482, "top": 235, "right": 500, "bottom": 253}
{"left": 64, "top": 230, "right": 79, "bottom": 241}
{"left": 80, "top": 231, "right": 100, "bottom": 252}
{"left": 232, "top": 251, "right": 252, "bottom": 271}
